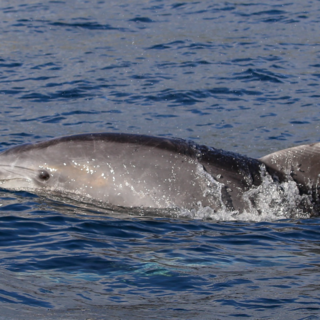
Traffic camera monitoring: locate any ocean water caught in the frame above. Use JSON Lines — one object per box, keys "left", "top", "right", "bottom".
{"left": 0, "top": 0, "right": 320, "bottom": 318}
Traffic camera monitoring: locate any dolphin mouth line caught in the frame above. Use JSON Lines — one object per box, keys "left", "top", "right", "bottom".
{"left": 0, "top": 178, "right": 31, "bottom": 184}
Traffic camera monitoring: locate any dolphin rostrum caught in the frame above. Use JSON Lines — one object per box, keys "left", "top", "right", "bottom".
{"left": 0, "top": 133, "right": 317, "bottom": 215}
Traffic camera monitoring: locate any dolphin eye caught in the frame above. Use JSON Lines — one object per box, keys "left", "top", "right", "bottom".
{"left": 38, "top": 170, "right": 50, "bottom": 181}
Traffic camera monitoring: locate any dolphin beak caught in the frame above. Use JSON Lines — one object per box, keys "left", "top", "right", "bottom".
{"left": 0, "top": 165, "right": 33, "bottom": 188}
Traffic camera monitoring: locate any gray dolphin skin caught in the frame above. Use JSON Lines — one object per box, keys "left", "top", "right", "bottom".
{"left": 0, "top": 132, "right": 318, "bottom": 214}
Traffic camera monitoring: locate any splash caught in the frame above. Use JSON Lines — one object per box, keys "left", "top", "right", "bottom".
{"left": 178, "top": 166, "right": 313, "bottom": 222}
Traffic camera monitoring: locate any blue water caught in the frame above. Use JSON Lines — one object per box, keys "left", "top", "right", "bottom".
{"left": 1, "top": 0, "right": 320, "bottom": 318}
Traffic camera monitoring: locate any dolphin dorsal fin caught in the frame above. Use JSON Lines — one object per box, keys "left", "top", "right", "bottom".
{"left": 259, "top": 142, "right": 320, "bottom": 191}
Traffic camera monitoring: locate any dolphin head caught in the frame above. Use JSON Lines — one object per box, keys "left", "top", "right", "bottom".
{"left": 0, "top": 135, "right": 121, "bottom": 205}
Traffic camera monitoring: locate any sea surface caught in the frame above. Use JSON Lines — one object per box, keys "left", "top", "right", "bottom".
{"left": 0, "top": 0, "right": 320, "bottom": 319}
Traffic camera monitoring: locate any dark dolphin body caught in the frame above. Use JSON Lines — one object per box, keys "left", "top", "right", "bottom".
{"left": 0, "top": 133, "right": 318, "bottom": 214}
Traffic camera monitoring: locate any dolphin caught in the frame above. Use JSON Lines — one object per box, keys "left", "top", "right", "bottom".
{"left": 0, "top": 133, "right": 317, "bottom": 214}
